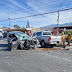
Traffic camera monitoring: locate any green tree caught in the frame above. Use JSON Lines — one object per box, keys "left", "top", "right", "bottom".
{"left": 14, "top": 24, "right": 20, "bottom": 29}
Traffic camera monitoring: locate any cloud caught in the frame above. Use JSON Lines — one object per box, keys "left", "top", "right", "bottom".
{"left": 59, "top": 10, "right": 72, "bottom": 24}
{"left": 0, "top": 0, "right": 72, "bottom": 28}
{"left": 27, "top": 9, "right": 72, "bottom": 27}
{"left": 8, "top": 0, "right": 34, "bottom": 13}
{"left": 8, "top": 0, "right": 24, "bottom": 9}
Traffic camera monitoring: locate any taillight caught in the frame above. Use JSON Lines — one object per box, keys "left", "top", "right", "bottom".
{"left": 48, "top": 37, "right": 51, "bottom": 41}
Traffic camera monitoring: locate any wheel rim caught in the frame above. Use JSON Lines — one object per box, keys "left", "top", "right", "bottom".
{"left": 42, "top": 42, "right": 44, "bottom": 47}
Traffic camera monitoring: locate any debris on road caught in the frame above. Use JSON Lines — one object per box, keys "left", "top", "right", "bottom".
{"left": 32, "top": 48, "right": 64, "bottom": 50}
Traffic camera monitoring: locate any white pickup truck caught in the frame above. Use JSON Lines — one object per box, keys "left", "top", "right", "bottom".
{"left": 32, "top": 31, "right": 62, "bottom": 47}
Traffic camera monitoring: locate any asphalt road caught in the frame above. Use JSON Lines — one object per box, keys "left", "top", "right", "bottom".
{"left": 0, "top": 39, "right": 72, "bottom": 72}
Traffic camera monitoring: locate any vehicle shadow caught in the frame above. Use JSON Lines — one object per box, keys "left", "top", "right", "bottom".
{"left": 41, "top": 45, "right": 66, "bottom": 48}
{"left": 0, "top": 44, "right": 11, "bottom": 51}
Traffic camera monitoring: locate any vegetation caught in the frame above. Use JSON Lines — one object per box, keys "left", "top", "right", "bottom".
{"left": 14, "top": 24, "right": 21, "bottom": 29}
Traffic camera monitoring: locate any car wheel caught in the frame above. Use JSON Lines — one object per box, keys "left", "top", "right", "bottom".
{"left": 50, "top": 44, "right": 55, "bottom": 48}
{"left": 50, "top": 46, "right": 53, "bottom": 48}
{"left": 41, "top": 41, "right": 45, "bottom": 47}
{"left": 23, "top": 40, "right": 30, "bottom": 50}
{"left": 17, "top": 44, "right": 22, "bottom": 50}
{"left": 8, "top": 43, "right": 12, "bottom": 51}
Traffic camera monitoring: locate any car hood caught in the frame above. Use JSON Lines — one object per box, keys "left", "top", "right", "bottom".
{"left": 15, "top": 33, "right": 31, "bottom": 40}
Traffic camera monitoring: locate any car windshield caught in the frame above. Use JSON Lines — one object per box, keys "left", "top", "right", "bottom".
{"left": 15, "top": 32, "right": 25, "bottom": 34}
{"left": 43, "top": 32, "right": 51, "bottom": 35}
{"left": 33, "top": 33, "right": 36, "bottom": 36}
{"left": 36, "top": 32, "right": 41, "bottom": 36}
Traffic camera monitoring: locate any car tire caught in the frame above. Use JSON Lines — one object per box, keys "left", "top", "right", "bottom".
{"left": 50, "top": 44, "right": 55, "bottom": 48}
{"left": 17, "top": 44, "right": 22, "bottom": 50}
{"left": 8, "top": 43, "right": 12, "bottom": 51}
{"left": 23, "top": 40, "right": 30, "bottom": 50}
{"left": 50, "top": 46, "right": 53, "bottom": 48}
{"left": 41, "top": 41, "right": 45, "bottom": 47}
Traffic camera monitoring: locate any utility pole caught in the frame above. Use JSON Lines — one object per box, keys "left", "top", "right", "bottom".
{"left": 8, "top": 18, "right": 10, "bottom": 29}
{"left": 57, "top": 9, "right": 60, "bottom": 35}
{"left": 57, "top": 2, "right": 62, "bottom": 36}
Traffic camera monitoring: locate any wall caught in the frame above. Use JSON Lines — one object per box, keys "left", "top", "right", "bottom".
{"left": 31, "top": 28, "right": 40, "bottom": 33}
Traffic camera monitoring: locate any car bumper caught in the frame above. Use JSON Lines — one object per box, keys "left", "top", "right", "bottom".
{"left": 49, "top": 41, "right": 62, "bottom": 45}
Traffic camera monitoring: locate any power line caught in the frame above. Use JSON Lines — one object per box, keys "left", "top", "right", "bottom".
{"left": 0, "top": 7, "right": 72, "bottom": 22}
{"left": 10, "top": 7, "right": 72, "bottom": 20}
{"left": 0, "top": 20, "right": 8, "bottom": 22}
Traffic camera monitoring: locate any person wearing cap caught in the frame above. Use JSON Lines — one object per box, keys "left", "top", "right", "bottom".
{"left": 67, "top": 32, "right": 71, "bottom": 46}
{"left": 61, "top": 32, "right": 66, "bottom": 48}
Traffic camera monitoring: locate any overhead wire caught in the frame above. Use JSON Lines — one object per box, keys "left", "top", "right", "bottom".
{"left": 0, "top": 0, "right": 72, "bottom": 27}
{"left": 10, "top": 7, "right": 72, "bottom": 20}
{"left": 0, "top": 7, "right": 72, "bottom": 22}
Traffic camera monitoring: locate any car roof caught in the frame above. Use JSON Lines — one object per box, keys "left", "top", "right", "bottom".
{"left": 42, "top": 31, "right": 51, "bottom": 32}
{"left": 8, "top": 31, "right": 24, "bottom": 35}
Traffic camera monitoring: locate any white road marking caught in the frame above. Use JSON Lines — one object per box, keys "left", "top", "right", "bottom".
{"left": 39, "top": 53, "right": 72, "bottom": 62}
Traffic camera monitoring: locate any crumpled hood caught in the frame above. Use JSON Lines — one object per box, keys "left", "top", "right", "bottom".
{"left": 15, "top": 33, "right": 32, "bottom": 40}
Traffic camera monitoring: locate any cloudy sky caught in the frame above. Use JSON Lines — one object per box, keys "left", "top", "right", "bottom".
{"left": 0, "top": 0, "right": 72, "bottom": 28}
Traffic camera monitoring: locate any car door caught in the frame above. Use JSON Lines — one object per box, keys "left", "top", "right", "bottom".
{"left": 36, "top": 32, "right": 41, "bottom": 42}
{"left": 8, "top": 34, "right": 12, "bottom": 43}
{"left": 11, "top": 34, "right": 19, "bottom": 49}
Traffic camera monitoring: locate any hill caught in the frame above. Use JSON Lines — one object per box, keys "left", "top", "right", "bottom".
{"left": 40, "top": 22, "right": 72, "bottom": 29}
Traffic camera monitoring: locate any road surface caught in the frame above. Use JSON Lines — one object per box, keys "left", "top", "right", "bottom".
{"left": 0, "top": 39, "right": 72, "bottom": 72}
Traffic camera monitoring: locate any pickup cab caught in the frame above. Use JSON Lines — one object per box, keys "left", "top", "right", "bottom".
{"left": 32, "top": 31, "right": 62, "bottom": 47}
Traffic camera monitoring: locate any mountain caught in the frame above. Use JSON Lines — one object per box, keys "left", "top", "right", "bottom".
{"left": 40, "top": 22, "right": 72, "bottom": 29}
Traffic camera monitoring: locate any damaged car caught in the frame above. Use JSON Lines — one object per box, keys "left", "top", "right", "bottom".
{"left": 7, "top": 31, "right": 41, "bottom": 51}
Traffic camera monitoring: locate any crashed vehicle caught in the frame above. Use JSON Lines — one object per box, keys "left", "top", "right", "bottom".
{"left": 7, "top": 31, "right": 41, "bottom": 51}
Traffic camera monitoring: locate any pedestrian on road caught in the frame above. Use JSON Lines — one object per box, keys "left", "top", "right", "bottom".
{"left": 0, "top": 31, "right": 3, "bottom": 41}
{"left": 67, "top": 32, "right": 71, "bottom": 46}
{"left": 61, "top": 32, "right": 66, "bottom": 48}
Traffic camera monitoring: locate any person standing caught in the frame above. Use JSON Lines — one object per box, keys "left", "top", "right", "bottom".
{"left": 61, "top": 32, "right": 66, "bottom": 48}
{"left": 67, "top": 32, "right": 71, "bottom": 46}
{"left": 0, "top": 31, "right": 3, "bottom": 41}
{"left": 27, "top": 31, "right": 32, "bottom": 37}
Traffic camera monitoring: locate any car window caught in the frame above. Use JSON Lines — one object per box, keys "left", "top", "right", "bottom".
{"left": 43, "top": 32, "right": 51, "bottom": 35}
{"left": 12, "top": 37, "right": 18, "bottom": 41}
{"left": 9, "top": 35, "right": 11, "bottom": 38}
{"left": 12, "top": 34, "right": 17, "bottom": 38}
{"left": 33, "top": 33, "right": 36, "bottom": 36}
{"left": 36, "top": 32, "right": 41, "bottom": 36}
